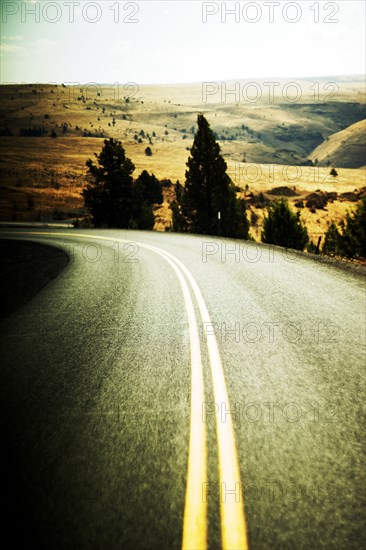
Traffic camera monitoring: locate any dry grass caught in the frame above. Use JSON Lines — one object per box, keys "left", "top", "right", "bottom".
{"left": 247, "top": 199, "right": 360, "bottom": 243}
{"left": 0, "top": 81, "right": 365, "bottom": 239}
{"left": 309, "top": 119, "right": 366, "bottom": 168}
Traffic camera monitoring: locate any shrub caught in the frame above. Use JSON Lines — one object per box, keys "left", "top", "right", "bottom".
{"left": 0, "top": 126, "right": 13, "bottom": 136}
{"left": 323, "top": 222, "right": 342, "bottom": 255}
{"left": 250, "top": 209, "right": 259, "bottom": 226}
{"left": 19, "top": 126, "right": 46, "bottom": 137}
{"left": 261, "top": 198, "right": 309, "bottom": 250}
{"left": 323, "top": 198, "right": 366, "bottom": 258}
{"left": 247, "top": 192, "right": 270, "bottom": 208}
{"left": 267, "top": 186, "right": 298, "bottom": 197}
{"left": 305, "top": 192, "right": 328, "bottom": 210}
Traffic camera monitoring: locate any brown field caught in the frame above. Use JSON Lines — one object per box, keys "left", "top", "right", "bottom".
{"left": 0, "top": 80, "right": 365, "bottom": 240}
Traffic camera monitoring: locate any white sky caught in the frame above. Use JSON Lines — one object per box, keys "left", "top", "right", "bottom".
{"left": 1, "top": 0, "right": 365, "bottom": 84}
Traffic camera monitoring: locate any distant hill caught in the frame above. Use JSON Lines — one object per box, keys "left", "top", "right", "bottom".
{"left": 0, "top": 78, "right": 365, "bottom": 169}
{"left": 309, "top": 119, "right": 366, "bottom": 168}
{"left": 0, "top": 78, "right": 365, "bottom": 234}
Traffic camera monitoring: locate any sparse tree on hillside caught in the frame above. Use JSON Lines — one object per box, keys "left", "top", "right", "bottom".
{"left": 170, "top": 114, "right": 249, "bottom": 238}
{"left": 261, "top": 198, "right": 308, "bottom": 250}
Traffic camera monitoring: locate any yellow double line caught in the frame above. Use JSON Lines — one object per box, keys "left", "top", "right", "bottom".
{"left": 6, "top": 231, "right": 249, "bottom": 550}
{"left": 162, "top": 248, "right": 249, "bottom": 550}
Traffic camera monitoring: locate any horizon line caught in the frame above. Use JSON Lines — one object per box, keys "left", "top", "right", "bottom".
{"left": 1, "top": 73, "right": 365, "bottom": 87}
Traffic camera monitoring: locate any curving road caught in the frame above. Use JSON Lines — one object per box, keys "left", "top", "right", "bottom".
{"left": 0, "top": 229, "right": 365, "bottom": 550}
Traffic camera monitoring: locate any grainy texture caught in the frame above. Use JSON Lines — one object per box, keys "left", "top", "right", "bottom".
{"left": 0, "top": 229, "right": 365, "bottom": 549}
{"left": 0, "top": 239, "right": 69, "bottom": 320}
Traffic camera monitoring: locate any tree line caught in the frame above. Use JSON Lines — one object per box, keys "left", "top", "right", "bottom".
{"left": 82, "top": 138, "right": 163, "bottom": 229}
{"left": 83, "top": 115, "right": 365, "bottom": 259}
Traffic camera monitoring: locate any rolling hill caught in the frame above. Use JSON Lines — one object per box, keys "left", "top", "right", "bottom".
{"left": 0, "top": 77, "right": 365, "bottom": 242}
{"left": 309, "top": 119, "right": 366, "bottom": 168}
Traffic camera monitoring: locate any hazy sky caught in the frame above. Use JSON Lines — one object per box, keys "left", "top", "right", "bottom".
{"left": 1, "top": 0, "right": 365, "bottom": 84}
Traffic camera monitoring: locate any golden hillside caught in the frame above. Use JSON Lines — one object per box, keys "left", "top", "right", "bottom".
{"left": 0, "top": 81, "right": 365, "bottom": 243}
{"left": 309, "top": 119, "right": 366, "bottom": 168}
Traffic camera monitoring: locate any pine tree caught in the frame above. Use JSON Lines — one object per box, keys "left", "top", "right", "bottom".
{"left": 323, "top": 197, "right": 366, "bottom": 258}
{"left": 261, "top": 198, "right": 309, "bottom": 251}
{"left": 83, "top": 138, "right": 135, "bottom": 228}
{"left": 131, "top": 171, "right": 163, "bottom": 230}
{"left": 340, "top": 197, "right": 366, "bottom": 258}
{"left": 171, "top": 114, "right": 249, "bottom": 238}
{"left": 130, "top": 183, "right": 155, "bottom": 230}
{"left": 322, "top": 222, "right": 342, "bottom": 255}
{"left": 135, "top": 170, "right": 163, "bottom": 206}
{"left": 171, "top": 182, "right": 189, "bottom": 232}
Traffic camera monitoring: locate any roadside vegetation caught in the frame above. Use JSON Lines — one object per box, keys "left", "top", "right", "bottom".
{"left": 1, "top": 83, "right": 365, "bottom": 260}
{"left": 81, "top": 115, "right": 365, "bottom": 260}
{"left": 322, "top": 198, "right": 366, "bottom": 259}
{"left": 83, "top": 138, "right": 163, "bottom": 229}
{"left": 261, "top": 198, "right": 309, "bottom": 251}
{"left": 170, "top": 115, "right": 249, "bottom": 239}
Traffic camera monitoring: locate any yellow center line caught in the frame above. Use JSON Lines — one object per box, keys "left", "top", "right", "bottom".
{"left": 159, "top": 249, "right": 249, "bottom": 550}
{"left": 5, "top": 231, "right": 249, "bottom": 549}
{"left": 141, "top": 247, "right": 208, "bottom": 550}
{"left": 7, "top": 231, "right": 208, "bottom": 549}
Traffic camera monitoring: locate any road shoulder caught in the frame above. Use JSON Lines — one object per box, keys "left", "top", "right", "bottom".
{"left": 0, "top": 238, "right": 69, "bottom": 320}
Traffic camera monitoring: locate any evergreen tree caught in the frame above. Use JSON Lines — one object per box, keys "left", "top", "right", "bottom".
{"left": 261, "top": 198, "right": 308, "bottom": 250}
{"left": 339, "top": 197, "right": 366, "bottom": 258}
{"left": 83, "top": 138, "right": 135, "bottom": 228}
{"left": 171, "top": 114, "right": 249, "bottom": 238}
{"left": 323, "top": 197, "right": 366, "bottom": 258}
{"left": 322, "top": 222, "right": 342, "bottom": 255}
{"left": 130, "top": 183, "right": 155, "bottom": 230}
{"left": 131, "top": 171, "right": 163, "bottom": 230}
{"left": 171, "top": 182, "right": 189, "bottom": 232}
{"left": 135, "top": 170, "right": 163, "bottom": 206}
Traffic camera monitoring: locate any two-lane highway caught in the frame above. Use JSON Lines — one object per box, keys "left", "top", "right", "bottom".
{"left": 0, "top": 229, "right": 365, "bottom": 549}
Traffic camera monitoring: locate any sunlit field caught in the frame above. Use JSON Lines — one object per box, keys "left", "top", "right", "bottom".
{"left": 0, "top": 81, "right": 365, "bottom": 240}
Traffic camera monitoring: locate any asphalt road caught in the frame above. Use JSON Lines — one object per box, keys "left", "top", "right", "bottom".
{"left": 0, "top": 229, "right": 365, "bottom": 550}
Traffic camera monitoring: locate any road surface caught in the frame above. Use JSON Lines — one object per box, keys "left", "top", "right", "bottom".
{"left": 0, "top": 229, "right": 365, "bottom": 550}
